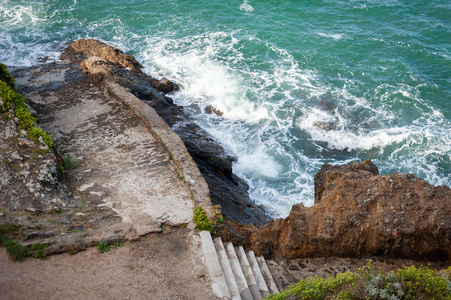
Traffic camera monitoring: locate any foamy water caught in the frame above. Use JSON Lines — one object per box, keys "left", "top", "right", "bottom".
{"left": 1, "top": 0, "right": 450, "bottom": 217}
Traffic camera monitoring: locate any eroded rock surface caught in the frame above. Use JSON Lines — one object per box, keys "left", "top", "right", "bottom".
{"left": 0, "top": 103, "right": 68, "bottom": 212}
{"left": 234, "top": 160, "right": 451, "bottom": 261}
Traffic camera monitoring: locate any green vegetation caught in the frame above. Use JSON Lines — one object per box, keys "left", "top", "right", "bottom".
{"left": 3, "top": 239, "right": 30, "bottom": 261}
{"left": 0, "top": 224, "right": 30, "bottom": 261}
{"left": 30, "top": 244, "right": 50, "bottom": 259}
{"left": 193, "top": 206, "right": 215, "bottom": 234}
{"left": 267, "top": 261, "right": 451, "bottom": 300}
{"left": 0, "top": 62, "right": 15, "bottom": 89}
{"left": 177, "top": 172, "right": 183, "bottom": 180}
{"left": 0, "top": 76, "right": 53, "bottom": 148}
{"left": 96, "top": 241, "right": 124, "bottom": 253}
{"left": 52, "top": 207, "right": 63, "bottom": 215}
{"left": 0, "top": 224, "right": 19, "bottom": 234}
{"left": 62, "top": 154, "right": 77, "bottom": 171}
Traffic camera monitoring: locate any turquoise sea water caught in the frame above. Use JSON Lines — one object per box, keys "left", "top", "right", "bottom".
{"left": 1, "top": 0, "right": 450, "bottom": 217}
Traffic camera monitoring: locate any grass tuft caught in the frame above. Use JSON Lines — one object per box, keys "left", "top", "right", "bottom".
{"left": 193, "top": 206, "right": 215, "bottom": 234}
{"left": 96, "top": 241, "right": 124, "bottom": 253}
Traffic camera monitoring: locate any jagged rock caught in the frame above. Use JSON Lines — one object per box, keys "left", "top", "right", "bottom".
{"left": 61, "top": 39, "right": 143, "bottom": 73}
{"left": 80, "top": 57, "right": 117, "bottom": 83}
{"left": 314, "top": 160, "right": 379, "bottom": 203}
{"left": 146, "top": 77, "right": 180, "bottom": 94}
{"left": 61, "top": 39, "right": 180, "bottom": 93}
{"left": 236, "top": 160, "right": 451, "bottom": 261}
{"left": 312, "top": 121, "right": 334, "bottom": 131}
{"left": 0, "top": 102, "right": 66, "bottom": 212}
{"left": 205, "top": 105, "right": 224, "bottom": 116}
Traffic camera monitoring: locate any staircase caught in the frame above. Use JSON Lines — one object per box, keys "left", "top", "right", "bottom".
{"left": 199, "top": 231, "right": 279, "bottom": 300}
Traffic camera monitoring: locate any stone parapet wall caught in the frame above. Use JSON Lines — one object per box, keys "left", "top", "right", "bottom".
{"left": 106, "top": 82, "right": 222, "bottom": 223}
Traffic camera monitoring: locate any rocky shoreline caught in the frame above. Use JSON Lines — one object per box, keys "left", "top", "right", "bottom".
{"left": 58, "top": 39, "right": 271, "bottom": 226}
{"left": 1, "top": 40, "right": 450, "bottom": 266}
{"left": 0, "top": 39, "right": 270, "bottom": 258}
{"left": 221, "top": 160, "right": 451, "bottom": 262}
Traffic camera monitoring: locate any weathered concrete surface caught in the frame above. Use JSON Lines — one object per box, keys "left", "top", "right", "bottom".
{"left": 15, "top": 63, "right": 194, "bottom": 231}
{"left": 106, "top": 82, "right": 218, "bottom": 221}
{"left": 57, "top": 39, "right": 269, "bottom": 226}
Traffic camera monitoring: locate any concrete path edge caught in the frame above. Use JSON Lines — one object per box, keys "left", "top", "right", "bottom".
{"left": 106, "top": 81, "right": 221, "bottom": 222}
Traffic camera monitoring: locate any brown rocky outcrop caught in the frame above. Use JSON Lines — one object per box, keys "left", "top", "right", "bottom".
{"left": 61, "top": 39, "right": 143, "bottom": 73}
{"left": 233, "top": 160, "right": 451, "bottom": 261}
{"left": 61, "top": 39, "right": 180, "bottom": 93}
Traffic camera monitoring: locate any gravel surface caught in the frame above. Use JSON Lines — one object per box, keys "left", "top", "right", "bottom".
{"left": 0, "top": 227, "right": 213, "bottom": 300}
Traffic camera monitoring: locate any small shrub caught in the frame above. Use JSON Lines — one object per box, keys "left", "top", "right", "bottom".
{"left": 96, "top": 241, "right": 123, "bottom": 253}
{"left": 0, "top": 62, "right": 15, "bottom": 89}
{"left": 31, "top": 244, "right": 50, "bottom": 259}
{"left": 52, "top": 207, "right": 63, "bottom": 215}
{"left": 62, "top": 155, "right": 77, "bottom": 171}
{"left": 97, "top": 241, "right": 111, "bottom": 253}
{"left": 0, "top": 224, "right": 19, "bottom": 235}
{"left": 193, "top": 206, "right": 215, "bottom": 234}
{"left": 5, "top": 240, "right": 30, "bottom": 261}
{"left": 267, "top": 262, "right": 451, "bottom": 300}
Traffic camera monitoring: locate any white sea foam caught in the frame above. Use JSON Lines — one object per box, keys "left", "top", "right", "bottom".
{"left": 138, "top": 26, "right": 451, "bottom": 216}
{"left": 2, "top": 1, "right": 448, "bottom": 218}
{"left": 239, "top": 0, "right": 254, "bottom": 12}
{"left": 317, "top": 32, "right": 345, "bottom": 40}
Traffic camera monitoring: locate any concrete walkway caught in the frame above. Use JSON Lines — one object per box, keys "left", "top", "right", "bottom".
{"left": 15, "top": 63, "right": 194, "bottom": 235}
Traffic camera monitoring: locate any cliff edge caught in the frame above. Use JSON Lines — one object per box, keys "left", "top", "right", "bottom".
{"left": 230, "top": 160, "right": 451, "bottom": 261}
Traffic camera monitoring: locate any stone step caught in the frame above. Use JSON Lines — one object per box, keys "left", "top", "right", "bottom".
{"left": 235, "top": 246, "right": 263, "bottom": 300}
{"left": 246, "top": 251, "right": 270, "bottom": 298}
{"left": 200, "top": 231, "right": 279, "bottom": 299}
{"left": 214, "top": 238, "right": 241, "bottom": 300}
{"left": 199, "top": 231, "right": 231, "bottom": 299}
{"left": 257, "top": 256, "right": 279, "bottom": 294}
{"left": 225, "top": 242, "right": 254, "bottom": 300}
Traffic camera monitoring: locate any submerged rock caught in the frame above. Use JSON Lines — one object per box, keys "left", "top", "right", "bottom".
{"left": 235, "top": 160, "right": 451, "bottom": 261}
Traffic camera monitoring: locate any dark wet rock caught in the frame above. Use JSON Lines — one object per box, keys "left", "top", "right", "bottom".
{"left": 205, "top": 105, "right": 224, "bottom": 116}
{"left": 312, "top": 121, "right": 334, "bottom": 131}
{"left": 107, "top": 54, "right": 270, "bottom": 226}
{"left": 147, "top": 77, "right": 180, "bottom": 94}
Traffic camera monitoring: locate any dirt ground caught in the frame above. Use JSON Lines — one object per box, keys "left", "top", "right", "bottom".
{"left": 0, "top": 227, "right": 213, "bottom": 300}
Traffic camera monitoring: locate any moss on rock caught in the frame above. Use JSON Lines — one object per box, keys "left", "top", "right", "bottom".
{"left": 0, "top": 67, "right": 53, "bottom": 148}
